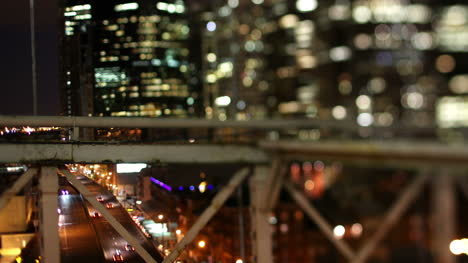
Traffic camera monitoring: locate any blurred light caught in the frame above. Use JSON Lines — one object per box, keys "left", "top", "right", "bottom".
{"left": 354, "top": 34, "right": 372, "bottom": 49}
{"left": 314, "top": 160, "right": 325, "bottom": 171}
{"left": 228, "top": 0, "right": 239, "bottom": 8}
{"left": 376, "top": 112, "right": 394, "bottom": 127}
{"left": 332, "top": 106, "right": 347, "bottom": 120}
{"left": 198, "top": 181, "right": 207, "bottom": 193}
{"left": 330, "top": 46, "right": 352, "bottom": 62}
{"left": 356, "top": 95, "right": 371, "bottom": 110}
{"left": 304, "top": 180, "right": 315, "bottom": 191}
{"left": 280, "top": 223, "right": 289, "bottom": 233}
{"left": 198, "top": 240, "right": 206, "bottom": 248}
{"left": 296, "top": 0, "right": 317, "bottom": 12}
{"left": 444, "top": 6, "right": 467, "bottom": 27}
{"left": 328, "top": 4, "right": 350, "bottom": 20}
{"left": 150, "top": 177, "right": 172, "bottom": 191}
{"left": 407, "top": 5, "right": 432, "bottom": 24}
{"left": 436, "top": 96, "right": 468, "bottom": 128}
{"left": 244, "top": 41, "right": 256, "bottom": 52}
{"left": 297, "top": 55, "right": 317, "bottom": 69}
{"left": 206, "top": 74, "right": 217, "bottom": 83}
{"left": 215, "top": 96, "right": 231, "bottom": 106}
{"left": 176, "top": 229, "right": 181, "bottom": 235}
{"left": 357, "top": 113, "right": 374, "bottom": 127}
{"left": 158, "top": 214, "right": 164, "bottom": 220}
{"left": 436, "top": 55, "right": 456, "bottom": 73}
{"left": 368, "top": 77, "right": 386, "bottom": 94}
{"left": 206, "top": 21, "right": 216, "bottom": 32}
{"left": 189, "top": 185, "right": 195, "bottom": 191}
{"left": 251, "top": 0, "right": 264, "bottom": 4}
{"left": 449, "top": 75, "right": 468, "bottom": 94}
{"left": 219, "top": 6, "right": 232, "bottom": 17}
{"left": 350, "top": 223, "right": 363, "bottom": 238}
{"left": 449, "top": 239, "right": 468, "bottom": 255}
{"left": 412, "top": 32, "right": 434, "bottom": 50}
{"left": 279, "top": 14, "right": 299, "bottom": 29}
{"left": 268, "top": 216, "right": 278, "bottom": 225}
{"left": 136, "top": 200, "right": 142, "bottom": 205}
{"left": 338, "top": 80, "right": 352, "bottom": 95}
{"left": 116, "top": 163, "right": 147, "bottom": 173}
{"left": 187, "top": 97, "right": 195, "bottom": 105}
{"left": 333, "top": 225, "right": 345, "bottom": 239}
{"left": 235, "top": 260, "right": 243, "bottom": 263}
{"left": 115, "top": 3, "right": 138, "bottom": 12}
{"left": 403, "top": 92, "right": 424, "bottom": 109}
{"left": 353, "top": 6, "right": 372, "bottom": 24}
{"left": 206, "top": 53, "right": 217, "bottom": 63}
{"left": 237, "top": 100, "right": 246, "bottom": 110}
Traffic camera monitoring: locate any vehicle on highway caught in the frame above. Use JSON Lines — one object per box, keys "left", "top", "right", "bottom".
{"left": 124, "top": 243, "right": 135, "bottom": 251}
{"left": 106, "top": 202, "right": 114, "bottom": 208}
{"left": 113, "top": 250, "right": 124, "bottom": 262}
{"left": 92, "top": 212, "right": 101, "bottom": 218}
{"left": 97, "top": 196, "right": 104, "bottom": 202}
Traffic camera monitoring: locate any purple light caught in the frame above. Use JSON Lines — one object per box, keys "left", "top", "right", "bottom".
{"left": 150, "top": 177, "right": 172, "bottom": 191}
{"left": 189, "top": 185, "right": 195, "bottom": 191}
{"left": 178, "top": 186, "right": 184, "bottom": 191}
{"left": 207, "top": 185, "right": 214, "bottom": 190}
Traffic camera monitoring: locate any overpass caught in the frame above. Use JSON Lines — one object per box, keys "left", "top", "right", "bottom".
{"left": 1, "top": 115, "right": 468, "bottom": 263}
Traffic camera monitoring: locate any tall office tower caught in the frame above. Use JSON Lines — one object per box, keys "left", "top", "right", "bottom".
{"left": 62, "top": 1, "right": 94, "bottom": 117}
{"left": 62, "top": 0, "right": 196, "bottom": 119}
{"left": 196, "top": 0, "right": 273, "bottom": 121}
{"left": 266, "top": 0, "right": 468, "bottom": 137}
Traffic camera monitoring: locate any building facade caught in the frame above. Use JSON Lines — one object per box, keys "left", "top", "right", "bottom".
{"left": 62, "top": 0, "right": 197, "bottom": 119}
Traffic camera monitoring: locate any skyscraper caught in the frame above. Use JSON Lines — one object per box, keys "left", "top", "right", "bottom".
{"left": 62, "top": 0, "right": 196, "bottom": 119}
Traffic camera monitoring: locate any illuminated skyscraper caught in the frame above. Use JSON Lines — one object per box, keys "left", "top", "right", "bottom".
{"left": 62, "top": 0, "right": 196, "bottom": 119}
{"left": 196, "top": 0, "right": 273, "bottom": 121}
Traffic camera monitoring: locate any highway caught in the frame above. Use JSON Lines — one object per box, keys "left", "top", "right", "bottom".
{"left": 58, "top": 180, "right": 104, "bottom": 263}
{"left": 72, "top": 175, "right": 164, "bottom": 263}
{"left": 52, "top": 174, "right": 164, "bottom": 263}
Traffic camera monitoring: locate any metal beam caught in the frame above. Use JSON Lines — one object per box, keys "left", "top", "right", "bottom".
{"left": 250, "top": 166, "right": 274, "bottom": 263}
{"left": 0, "top": 143, "right": 268, "bottom": 164}
{"left": 39, "top": 167, "right": 60, "bottom": 263}
{"left": 0, "top": 168, "right": 37, "bottom": 211}
{"left": 260, "top": 140, "right": 468, "bottom": 168}
{"left": 432, "top": 172, "right": 456, "bottom": 263}
{"left": 350, "top": 173, "right": 429, "bottom": 263}
{"left": 0, "top": 115, "right": 350, "bottom": 130}
{"left": 262, "top": 157, "right": 287, "bottom": 212}
{"left": 61, "top": 169, "right": 159, "bottom": 263}
{"left": 284, "top": 181, "right": 355, "bottom": 260}
{"left": 163, "top": 167, "right": 250, "bottom": 263}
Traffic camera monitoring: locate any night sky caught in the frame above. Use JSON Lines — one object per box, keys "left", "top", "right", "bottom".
{"left": 0, "top": 0, "right": 60, "bottom": 115}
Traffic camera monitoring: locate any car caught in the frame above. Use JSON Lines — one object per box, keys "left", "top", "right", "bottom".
{"left": 92, "top": 212, "right": 101, "bottom": 218}
{"left": 124, "top": 243, "right": 135, "bottom": 251}
{"left": 106, "top": 203, "right": 114, "bottom": 208}
{"left": 113, "top": 250, "right": 124, "bottom": 262}
{"left": 97, "top": 196, "right": 104, "bottom": 202}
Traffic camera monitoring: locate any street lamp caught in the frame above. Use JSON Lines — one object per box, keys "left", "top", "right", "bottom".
{"left": 198, "top": 240, "right": 206, "bottom": 248}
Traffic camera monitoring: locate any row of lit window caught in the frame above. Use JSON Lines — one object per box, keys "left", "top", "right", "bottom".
{"left": 116, "top": 16, "right": 161, "bottom": 24}
{"left": 110, "top": 108, "right": 187, "bottom": 117}
{"left": 141, "top": 77, "right": 184, "bottom": 85}
{"left": 101, "top": 90, "right": 189, "bottom": 100}
{"left": 105, "top": 41, "right": 186, "bottom": 50}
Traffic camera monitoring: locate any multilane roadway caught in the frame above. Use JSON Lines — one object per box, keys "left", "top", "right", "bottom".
{"left": 56, "top": 174, "right": 163, "bottom": 262}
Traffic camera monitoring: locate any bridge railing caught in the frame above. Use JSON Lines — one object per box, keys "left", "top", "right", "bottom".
{"left": 0, "top": 115, "right": 465, "bottom": 145}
